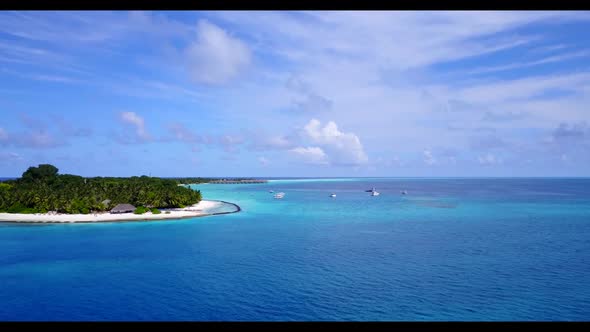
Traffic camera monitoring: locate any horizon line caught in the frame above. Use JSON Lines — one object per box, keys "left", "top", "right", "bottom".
{"left": 2, "top": 176, "right": 590, "bottom": 179}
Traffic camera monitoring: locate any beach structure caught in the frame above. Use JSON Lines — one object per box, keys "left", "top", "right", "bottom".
{"left": 110, "top": 204, "right": 136, "bottom": 214}
{"left": 101, "top": 199, "right": 111, "bottom": 207}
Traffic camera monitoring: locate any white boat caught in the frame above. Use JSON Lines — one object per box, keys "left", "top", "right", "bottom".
{"left": 274, "top": 192, "right": 285, "bottom": 199}
{"left": 371, "top": 190, "right": 380, "bottom": 196}
{"left": 330, "top": 193, "right": 336, "bottom": 197}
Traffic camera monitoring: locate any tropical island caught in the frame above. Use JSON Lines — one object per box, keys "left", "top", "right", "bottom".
{"left": 172, "top": 177, "right": 268, "bottom": 185}
{"left": 0, "top": 164, "right": 239, "bottom": 223}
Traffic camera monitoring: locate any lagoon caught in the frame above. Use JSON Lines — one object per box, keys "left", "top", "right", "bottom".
{"left": 0, "top": 178, "right": 589, "bottom": 320}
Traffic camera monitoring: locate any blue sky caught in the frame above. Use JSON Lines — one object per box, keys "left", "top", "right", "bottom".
{"left": 1, "top": 11, "right": 590, "bottom": 177}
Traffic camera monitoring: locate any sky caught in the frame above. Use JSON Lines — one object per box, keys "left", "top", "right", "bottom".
{"left": 1, "top": 11, "right": 590, "bottom": 177}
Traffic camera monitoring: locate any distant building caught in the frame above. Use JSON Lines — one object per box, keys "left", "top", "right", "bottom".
{"left": 110, "top": 204, "right": 136, "bottom": 214}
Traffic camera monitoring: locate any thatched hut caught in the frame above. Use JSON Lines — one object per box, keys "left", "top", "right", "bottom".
{"left": 110, "top": 203, "right": 136, "bottom": 214}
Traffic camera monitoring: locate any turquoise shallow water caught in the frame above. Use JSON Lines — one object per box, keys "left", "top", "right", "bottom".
{"left": 0, "top": 178, "right": 589, "bottom": 321}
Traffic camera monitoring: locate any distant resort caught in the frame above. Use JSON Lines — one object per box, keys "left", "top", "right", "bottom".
{"left": 208, "top": 179, "right": 268, "bottom": 184}
{"left": 173, "top": 177, "right": 268, "bottom": 185}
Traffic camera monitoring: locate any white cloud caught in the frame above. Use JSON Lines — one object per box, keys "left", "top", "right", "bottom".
{"left": 264, "top": 135, "right": 293, "bottom": 149}
{"left": 213, "top": 11, "right": 590, "bottom": 71}
{"left": 456, "top": 72, "right": 590, "bottom": 105}
{"left": 0, "top": 152, "right": 23, "bottom": 162}
{"left": 167, "top": 123, "right": 199, "bottom": 143}
{"left": 0, "top": 127, "right": 7, "bottom": 141}
{"left": 218, "top": 134, "right": 245, "bottom": 153}
{"left": 195, "top": 13, "right": 590, "bottom": 171}
{"left": 373, "top": 156, "right": 404, "bottom": 168}
{"left": 24, "top": 132, "right": 61, "bottom": 148}
{"left": 286, "top": 74, "right": 312, "bottom": 93}
{"left": 0, "top": 127, "right": 63, "bottom": 149}
{"left": 423, "top": 149, "right": 437, "bottom": 165}
{"left": 302, "top": 119, "right": 368, "bottom": 166}
{"left": 185, "top": 20, "right": 251, "bottom": 85}
{"left": 292, "top": 93, "right": 333, "bottom": 113}
{"left": 0, "top": 67, "right": 82, "bottom": 84}
{"left": 289, "top": 146, "right": 328, "bottom": 165}
{"left": 464, "top": 50, "right": 590, "bottom": 75}
{"left": 119, "top": 111, "right": 151, "bottom": 142}
{"left": 206, "top": 12, "right": 590, "bottom": 129}
{"left": 257, "top": 156, "right": 269, "bottom": 166}
{"left": 286, "top": 75, "right": 333, "bottom": 114}
{"left": 3, "top": 12, "right": 590, "bottom": 175}
{"left": 561, "top": 154, "right": 569, "bottom": 162}
{"left": 246, "top": 131, "right": 297, "bottom": 151}
{"left": 478, "top": 153, "right": 502, "bottom": 165}
{"left": 219, "top": 135, "right": 244, "bottom": 145}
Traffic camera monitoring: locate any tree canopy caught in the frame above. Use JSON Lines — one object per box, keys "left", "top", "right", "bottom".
{"left": 0, "top": 164, "right": 202, "bottom": 214}
{"left": 21, "top": 164, "right": 59, "bottom": 183}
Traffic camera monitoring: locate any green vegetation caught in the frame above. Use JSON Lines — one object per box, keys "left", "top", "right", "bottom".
{"left": 6, "top": 203, "right": 38, "bottom": 214}
{"left": 134, "top": 206, "right": 148, "bottom": 215}
{"left": 169, "top": 177, "right": 261, "bottom": 185}
{"left": 170, "top": 178, "right": 215, "bottom": 185}
{"left": 0, "top": 164, "right": 202, "bottom": 214}
{"left": 151, "top": 208, "right": 161, "bottom": 214}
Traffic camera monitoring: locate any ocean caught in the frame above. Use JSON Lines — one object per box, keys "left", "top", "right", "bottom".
{"left": 0, "top": 178, "right": 589, "bottom": 321}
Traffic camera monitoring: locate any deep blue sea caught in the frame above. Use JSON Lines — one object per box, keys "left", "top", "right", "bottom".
{"left": 1, "top": 178, "right": 589, "bottom": 321}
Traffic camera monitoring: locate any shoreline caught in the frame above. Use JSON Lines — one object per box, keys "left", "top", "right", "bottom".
{"left": 0, "top": 200, "right": 241, "bottom": 224}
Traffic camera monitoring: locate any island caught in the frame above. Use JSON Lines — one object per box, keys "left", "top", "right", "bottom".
{"left": 208, "top": 179, "right": 268, "bottom": 184}
{"left": 0, "top": 164, "right": 240, "bottom": 223}
{"left": 171, "top": 177, "right": 268, "bottom": 185}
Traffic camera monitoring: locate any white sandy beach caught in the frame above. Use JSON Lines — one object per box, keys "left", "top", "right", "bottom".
{"left": 0, "top": 200, "right": 233, "bottom": 223}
